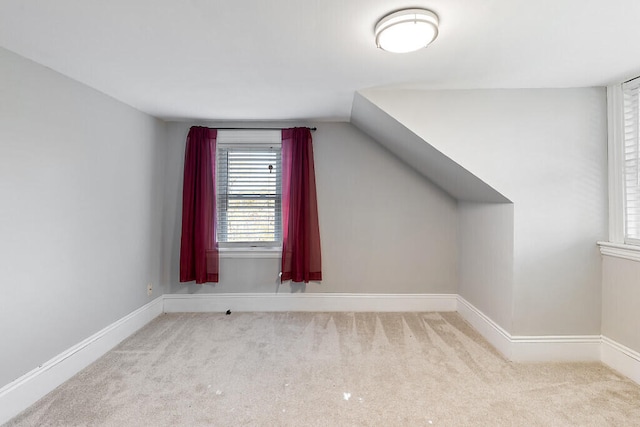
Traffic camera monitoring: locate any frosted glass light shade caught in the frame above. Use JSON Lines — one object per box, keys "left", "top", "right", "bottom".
{"left": 375, "top": 9, "right": 439, "bottom": 53}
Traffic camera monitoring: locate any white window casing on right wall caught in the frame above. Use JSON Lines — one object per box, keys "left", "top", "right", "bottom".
{"left": 599, "top": 83, "right": 640, "bottom": 261}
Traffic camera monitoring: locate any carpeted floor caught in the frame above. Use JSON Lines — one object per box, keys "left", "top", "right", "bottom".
{"left": 6, "top": 312, "right": 640, "bottom": 426}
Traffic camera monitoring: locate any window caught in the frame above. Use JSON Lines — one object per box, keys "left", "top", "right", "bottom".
{"left": 216, "top": 130, "right": 282, "bottom": 248}
{"left": 622, "top": 79, "right": 640, "bottom": 244}
{"left": 599, "top": 82, "right": 640, "bottom": 260}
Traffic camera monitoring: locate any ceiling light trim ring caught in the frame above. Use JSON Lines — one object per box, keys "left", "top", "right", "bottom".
{"left": 375, "top": 8, "right": 439, "bottom": 53}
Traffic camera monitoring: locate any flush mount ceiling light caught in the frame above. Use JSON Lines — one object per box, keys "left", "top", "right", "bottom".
{"left": 375, "top": 8, "right": 439, "bottom": 53}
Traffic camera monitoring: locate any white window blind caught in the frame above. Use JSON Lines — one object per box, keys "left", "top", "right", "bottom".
{"left": 216, "top": 131, "right": 282, "bottom": 245}
{"left": 623, "top": 79, "right": 640, "bottom": 244}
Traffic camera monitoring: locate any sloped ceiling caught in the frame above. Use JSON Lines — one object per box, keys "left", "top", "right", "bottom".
{"left": 351, "top": 93, "right": 509, "bottom": 203}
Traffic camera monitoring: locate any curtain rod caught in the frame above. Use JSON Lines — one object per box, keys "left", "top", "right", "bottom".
{"left": 214, "top": 127, "right": 317, "bottom": 132}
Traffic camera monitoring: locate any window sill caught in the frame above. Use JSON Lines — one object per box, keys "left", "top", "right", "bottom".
{"left": 597, "top": 241, "right": 640, "bottom": 262}
{"left": 219, "top": 247, "right": 282, "bottom": 259}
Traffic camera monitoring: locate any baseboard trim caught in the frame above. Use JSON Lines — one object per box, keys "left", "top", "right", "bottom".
{"left": 456, "top": 296, "right": 513, "bottom": 359}
{"left": 456, "top": 296, "right": 601, "bottom": 362}
{"left": 0, "top": 297, "right": 163, "bottom": 425}
{"left": 164, "top": 293, "right": 604, "bottom": 362}
{"left": 602, "top": 336, "right": 640, "bottom": 385}
{"left": 510, "top": 335, "right": 602, "bottom": 362}
{"left": 163, "top": 292, "right": 458, "bottom": 313}
{"left": 3, "top": 293, "right": 638, "bottom": 425}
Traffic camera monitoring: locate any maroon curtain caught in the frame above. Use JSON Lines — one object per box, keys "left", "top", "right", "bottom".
{"left": 179, "top": 126, "right": 219, "bottom": 284}
{"left": 281, "top": 128, "right": 322, "bottom": 283}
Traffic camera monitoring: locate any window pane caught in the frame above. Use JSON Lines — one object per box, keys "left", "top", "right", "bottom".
{"left": 226, "top": 199, "right": 277, "bottom": 242}
{"left": 623, "top": 80, "right": 640, "bottom": 242}
{"left": 217, "top": 142, "right": 282, "bottom": 244}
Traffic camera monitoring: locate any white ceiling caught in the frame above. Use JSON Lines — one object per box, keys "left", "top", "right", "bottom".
{"left": 1, "top": 0, "right": 640, "bottom": 121}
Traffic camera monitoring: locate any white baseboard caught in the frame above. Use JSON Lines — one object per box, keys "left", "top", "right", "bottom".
{"left": 456, "top": 296, "right": 600, "bottom": 362}
{"left": 456, "top": 296, "right": 513, "bottom": 359}
{"left": 163, "top": 292, "right": 458, "bottom": 313}
{"left": 3, "top": 293, "right": 638, "bottom": 425}
{"left": 510, "top": 335, "right": 601, "bottom": 362}
{"left": 0, "top": 297, "right": 163, "bottom": 426}
{"left": 602, "top": 336, "right": 640, "bottom": 385}
{"left": 165, "top": 293, "right": 603, "bottom": 362}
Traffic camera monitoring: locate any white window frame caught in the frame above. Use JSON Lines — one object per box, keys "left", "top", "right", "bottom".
{"left": 216, "top": 130, "right": 282, "bottom": 257}
{"left": 599, "top": 83, "right": 640, "bottom": 261}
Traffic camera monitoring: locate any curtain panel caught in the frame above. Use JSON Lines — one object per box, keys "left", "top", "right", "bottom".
{"left": 281, "top": 127, "right": 322, "bottom": 283}
{"left": 179, "top": 126, "right": 219, "bottom": 284}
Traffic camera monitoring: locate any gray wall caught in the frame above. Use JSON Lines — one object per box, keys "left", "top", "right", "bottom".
{"left": 458, "top": 202, "right": 514, "bottom": 331}
{"left": 602, "top": 256, "right": 640, "bottom": 353}
{"left": 0, "top": 47, "right": 166, "bottom": 387}
{"left": 359, "top": 88, "right": 608, "bottom": 336}
{"left": 163, "top": 121, "right": 458, "bottom": 295}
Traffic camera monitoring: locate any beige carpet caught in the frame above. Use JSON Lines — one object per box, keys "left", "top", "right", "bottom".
{"left": 6, "top": 312, "right": 640, "bottom": 426}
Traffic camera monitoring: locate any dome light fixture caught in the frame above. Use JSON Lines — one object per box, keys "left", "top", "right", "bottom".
{"left": 374, "top": 8, "right": 439, "bottom": 53}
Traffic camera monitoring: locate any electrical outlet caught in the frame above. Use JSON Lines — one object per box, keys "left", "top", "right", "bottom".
{"left": 147, "top": 283, "right": 153, "bottom": 296}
